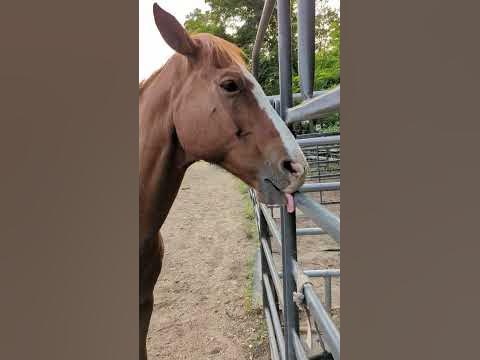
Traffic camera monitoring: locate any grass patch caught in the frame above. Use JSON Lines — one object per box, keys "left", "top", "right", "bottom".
{"left": 238, "top": 181, "right": 257, "bottom": 243}
{"left": 237, "top": 180, "right": 260, "bottom": 313}
{"left": 244, "top": 255, "right": 256, "bottom": 314}
{"left": 237, "top": 180, "right": 269, "bottom": 357}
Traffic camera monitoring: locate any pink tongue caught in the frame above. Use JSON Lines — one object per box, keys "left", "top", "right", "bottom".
{"left": 285, "top": 193, "right": 295, "bottom": 213}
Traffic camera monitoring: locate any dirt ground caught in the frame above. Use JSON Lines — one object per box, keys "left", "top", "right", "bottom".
{"left": 147, "top": 161, "right": 269, "bottom": 360}
{"left": 147, "top": 161, "right": 340, "bottom": 359}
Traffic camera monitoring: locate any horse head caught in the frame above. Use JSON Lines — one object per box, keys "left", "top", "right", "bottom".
{"left": 151, "top": 4, "right": 308, "bottom": 207}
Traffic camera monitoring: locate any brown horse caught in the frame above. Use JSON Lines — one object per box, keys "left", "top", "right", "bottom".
{"left": 139, "top": 4, "right": 308, "bottom": 359}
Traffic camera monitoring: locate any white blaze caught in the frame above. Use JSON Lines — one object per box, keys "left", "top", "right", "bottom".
{"left": 242, "top": 69, "right": 306, "bottom": 163}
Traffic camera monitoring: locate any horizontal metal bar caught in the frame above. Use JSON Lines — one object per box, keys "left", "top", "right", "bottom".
{"left": 251, "top": 0, "right": 276, "bottom": 78}
{"left": 307, "top": 158, "right": 337, "bottom": 161}
{"left": 296, "top": 227, "right": 326, "bottom": 236}
{"left": 297, "top": 135, "right": 340, "bottom": 147}
{"left": 305, "top": 269, "right": 340, "bottom": 277}
{"left": 300, "top": 182, "right": 340, "bottom": 192}
{"left": 304, "top": 284, "right": 340, "bottom": 360}
{"left": 304, "top": 149, "right": 340, "bottom": 153}
{"left": 260, "top": 204, "right": 282, "bottom": 249}
{"left": 305, "top": 170, "right": 340, "bottom": 175}
{"left": 304, "top": 150, "right": 340, "bottom": 154}
{"left": 292, "top": 329, "right": 309, "bottom": 360}
{"left": 263, "top": 273, "right": 286, "bottom": 360}
{"left": 295, "top": 193, "right": 340, "bottom": 243}
{"left": 279, "top": 268, "right": 340, "bottom": 278}
{"left": 286, "top": 86, "right": 340, "bottom": 124}
{"left": 297, "top": 131, "right": 339, "bottom": 139}
{"left": 304, "top": 158, "right": 340, "bottom": 163}
{"left": 306, "top": 164, "right": 340, "bottom": 168}
{"left": 267, "top": 90, "right": 327, "bottom": 102}
{"left": 305, "top": 171, "right": 340, "bottom": 177}
{"left": 303, "top": 142, "right": 340, "bottom": 147}
{"left": 261, "top": 237, "right": 284, "bottom": 307}
{"left": 305, "top": 159, "right": 340, "bottom": 164}
{"left": 264, "top": 307, "right": 281, "bottom": 360}
{"left": 306, "top": 176, "right": 341, "bottom": 182}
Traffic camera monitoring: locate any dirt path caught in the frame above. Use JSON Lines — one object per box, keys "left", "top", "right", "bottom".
{"left": 147, "top": 162, "right": 268, "bottom": 360}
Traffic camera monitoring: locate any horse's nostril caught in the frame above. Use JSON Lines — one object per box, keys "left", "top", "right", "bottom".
{"left": 280, "top": 160, "right": 305, "bottom": 178}
{"left": 282, "top": 160, "right": 303, "bottom": 176}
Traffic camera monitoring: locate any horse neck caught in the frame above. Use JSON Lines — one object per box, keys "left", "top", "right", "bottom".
{"left": 139, "top": 61, "right": 190, "bottom": 241}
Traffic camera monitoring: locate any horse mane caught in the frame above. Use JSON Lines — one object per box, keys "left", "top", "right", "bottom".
{"left": 139, "top": 67, "right": 165, "bottom": 96}
{"left": 139, "top": 33, "right": 246, "bottom": 96}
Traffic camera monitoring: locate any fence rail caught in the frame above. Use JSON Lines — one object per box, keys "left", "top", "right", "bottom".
{"left": 251, "top": 0, "right": 341, "bottom": 359}
{"left": 287, "top": 86, "right": 340, "bottom": 124}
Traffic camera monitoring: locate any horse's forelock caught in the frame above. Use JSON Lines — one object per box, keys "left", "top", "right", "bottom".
{"left": 191, "top": 33, "right": 246, "bottom": 68}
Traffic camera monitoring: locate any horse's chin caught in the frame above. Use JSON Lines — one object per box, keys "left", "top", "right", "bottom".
{"left": 256, "top": 185, "right": 287, "bottom": 206}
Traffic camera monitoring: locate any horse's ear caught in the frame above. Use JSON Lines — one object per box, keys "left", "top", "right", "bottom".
{"left": 153, "top": 3, "right": 198, "bottom": 58}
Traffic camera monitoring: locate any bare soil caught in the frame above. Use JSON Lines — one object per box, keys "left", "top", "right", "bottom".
{"left": 147, "top": 161, "right": 340, "bottom": 359}
{"left": 147, "top": 161, "right": 269, "bottom": 360}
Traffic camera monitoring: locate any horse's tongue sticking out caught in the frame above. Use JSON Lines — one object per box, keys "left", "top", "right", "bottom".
{"left": 285, "top": 193, "right": 295, "bottom": 213}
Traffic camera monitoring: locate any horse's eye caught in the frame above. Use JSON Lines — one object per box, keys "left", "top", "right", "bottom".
{"left": 236, "top": 129, "right": 251, "bottom": 138}
{"left": 220, "top": 80, "right": 240, "bottom": 93}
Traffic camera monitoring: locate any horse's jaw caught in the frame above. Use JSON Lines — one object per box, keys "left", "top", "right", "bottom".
{"left": 255, "top": 178, "right": 288, "bottom": 205}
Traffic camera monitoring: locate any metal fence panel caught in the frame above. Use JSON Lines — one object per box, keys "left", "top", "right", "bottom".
{"left": 251, "top": 0, "right": 341, "bottom": 359}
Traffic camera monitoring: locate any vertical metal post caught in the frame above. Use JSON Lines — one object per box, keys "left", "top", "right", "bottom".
{"left": 277, "top": 0, "right": 294, "bottom": 119}
{"left": 260, "top": 207, "right": 284, "bottom": 359}
{"left": 278, "top": 1, "right": 299, "bottom": 359}
{"left": 297, "top": 0, "right": 316, "bottom": 99}
{"left": 252, "top": 0, "right": 276, "bottom": 79}
{"left": 259, "top": 208, "right": 270, "bottom": 309}
{"left": 281, "top": 207, "right": 299, "bottom": 360}
{"left": 324, "top": 276, "right": 332, "bottom": 314}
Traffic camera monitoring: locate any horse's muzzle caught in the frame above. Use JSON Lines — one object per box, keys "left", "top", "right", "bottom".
{"left": 256, "top": 158, "right": 308, "bottom": 206}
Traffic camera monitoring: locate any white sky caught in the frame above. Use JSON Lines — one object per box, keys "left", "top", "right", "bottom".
{"left": 139, "top": 0, "right": 340, "bottom": 81}
{"left": 139, "top": 0, "right": 210, "bottom": 81}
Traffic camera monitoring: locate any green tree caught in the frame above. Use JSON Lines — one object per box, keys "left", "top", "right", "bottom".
{"left": 183, "top": 8, "right": 233, "bottom": 41}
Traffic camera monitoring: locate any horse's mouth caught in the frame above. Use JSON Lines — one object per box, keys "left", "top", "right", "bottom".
{"left": 264, "top": 178, "right": 282, "bottom": 192}
{"left": 256, "top": 178, "right": 295, "bottom": 212}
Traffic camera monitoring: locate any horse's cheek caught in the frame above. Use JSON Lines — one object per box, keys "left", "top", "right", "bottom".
{"left": 173, "top": 120, "right": 196, "bottom": 155}
{"left": 174, "top": 118, "right": 209, "bottom": 158}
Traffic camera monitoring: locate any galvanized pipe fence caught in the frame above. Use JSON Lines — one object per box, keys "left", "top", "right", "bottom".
{"left": 250, "top": 0, "right": 340, "bottom": 359}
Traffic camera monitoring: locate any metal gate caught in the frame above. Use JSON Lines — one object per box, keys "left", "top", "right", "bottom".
{"left": 250, "top": 1, "right": 340, "bottom": 359}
